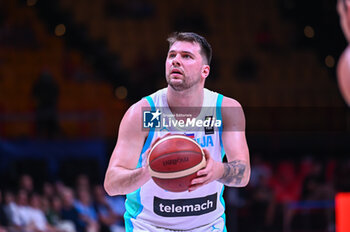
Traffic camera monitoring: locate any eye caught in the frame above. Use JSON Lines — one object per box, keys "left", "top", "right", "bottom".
{"left": 183, "top": 54, "right": 191, "bottom": 59}
{"left": 168, "top": 53, "right": 176, "bottom": 58}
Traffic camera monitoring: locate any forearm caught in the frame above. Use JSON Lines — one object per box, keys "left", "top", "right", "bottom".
{"left": 104, "top": 166, "right": 150, "bottom": 195}
{"left": 218, "top": 160, "right": 250, "bottom": 187}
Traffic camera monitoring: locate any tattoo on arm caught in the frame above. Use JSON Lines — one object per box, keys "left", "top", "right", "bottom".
{"left": 219, "top": 160, "right": 246, "bottom": 185}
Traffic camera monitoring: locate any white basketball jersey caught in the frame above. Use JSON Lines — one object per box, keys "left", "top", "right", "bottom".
{"left": 124, "top": 88, "right": 227, "bottom": 231}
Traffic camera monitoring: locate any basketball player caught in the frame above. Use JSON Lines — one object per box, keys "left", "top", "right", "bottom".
{"left": 104, "top": 32, "right": 251, "bottom": 231}
{"left": 337, "top": 0, "right": 350, "bottom": 105}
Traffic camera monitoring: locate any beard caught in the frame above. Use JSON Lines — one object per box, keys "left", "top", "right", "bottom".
{"left": 166, "top": 74, "right": 201, "bottom": 91}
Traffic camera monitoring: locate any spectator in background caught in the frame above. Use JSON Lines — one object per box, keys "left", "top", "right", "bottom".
{"left": 32, "top": 70, "right": 61, "bottom": 139}
{"left": 2, "top": 190, "right": 15, "bottom": 229}
{"left": 248, "top": 174, "right": 276, "bottom": 232}
{"left": 43, "top": 181, "right": 55, "bottom": 201}
{"left": 54, "top": 180, "right": 66, "bottom": 196}
{"left": 244, "top": 154, "right": 276, "bottom": 232}
{"left": 284, "top": 159, "right": 335, "bottom": 232}
{"left": 75, "top": 174, "right": 91, "bottom": 191}
{"left": 27, "top": 192, "right": 57, "bottom": 232}
{"left": 19, "top": 174, "right": 34, "bottom": 195}
{"left": 0, "top": 190, "right": 9, "bottom": 232}
{"left": 223, "top": 187, "right": 242, "bottom": 232}
{"left": 300, "top": 160, "right": 334, "bottom": 201}
{"left": 268, "top": 161, "right": 302, "bottom": 231}
{"left": 93, "top": 185, "right": 125, "bottom": 232}
{"left": 46, "top": 195, "right": 76, "bottom": 232}
{"left": 61, "top": 187, "right": 85, "bottom": 232}
{"left": 299, "top": 160, "right": 335, "bottom": 232}
{"left": 249, "top": 154, "right": 272, "bottom": 188}
{"left": 269, "top": 161, "right": 302, "bottom": 203}
{"left": 9, "top": 189, "right": 33, "bottom": 231}
{"left": 74, "top": 187, "right": 99, "bottom": 232}
{"left": 334, "top": 158, "right": 350, "bottom": 192}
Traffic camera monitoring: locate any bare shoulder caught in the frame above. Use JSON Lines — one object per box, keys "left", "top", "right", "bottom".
{"left": 119, "top": 98, "right": 150, "bottom": 137}
{"left": 220, "top": 96, "right": 245, "bottom": 130}
{"left": 121, "top": 98, "right": 150, "bottom": 124}
{"left": 221, "top": 96, "right": 242, "bottom": 108}
{"left": 112, "top": 98, "right": 150, "bottom": 165}
{"left": 106, "top": 98, "right": 150, "bottom": 176}
{"left": 124, "top": 98, "right": 150, "bottom": 118}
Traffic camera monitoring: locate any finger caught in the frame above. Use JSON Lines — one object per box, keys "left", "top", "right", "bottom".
{"left": 147, "top": 133, "right": 172, "bottom": 166}
{"left": 189, "top": 183, "right": 202, "bottom": 192}
{"left": 202, "top": 148, "right": 211, "bottom": 159}
{"left": 155, "top": 132, "right": 171, "bottom": 143}
{"left": 188, "top": 185, "right": 199, "bottom": 192}
{"left": 188, "top": 181, "right": 209, "bottom": 192}
{"left": 191, "top": 176, "right": 205, "bottom": 185}
{"left": 150, "top": 132, "right": 171, "bottom": 148}
{"left": 144, "top": 148, "right": 150, "bottom": 161}
{"left": 197, "top": 156, "right": 212, "bottom": 176}
{"left": 197, "top": 168, "right": 209, "bottom": 177}
{"left": 191, "top": 171, "right": 212, "bottom": 185}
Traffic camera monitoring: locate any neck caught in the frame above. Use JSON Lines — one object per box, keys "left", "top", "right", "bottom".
{"left": 167, "top": 86, "right": 204, "bottom": 107}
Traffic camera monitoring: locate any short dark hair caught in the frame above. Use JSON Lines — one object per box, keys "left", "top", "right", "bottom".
{"left": 167, "top": 32, "right": 212, "bottom": 65}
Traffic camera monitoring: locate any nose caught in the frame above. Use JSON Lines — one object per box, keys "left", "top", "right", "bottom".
{"left": 172, "top": 54, "right": 180, "bottom": 66}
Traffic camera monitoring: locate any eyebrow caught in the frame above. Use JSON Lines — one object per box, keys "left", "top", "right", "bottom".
{"left": 168, "top": 50, "right": 195, "bottom": 56}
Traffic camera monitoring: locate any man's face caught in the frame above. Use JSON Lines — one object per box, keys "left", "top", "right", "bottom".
{"left": 165, "top": 41, "right": 209, "bottom": 91}
{"left": 338, "top": 0, "right": 350, "bottom": 42}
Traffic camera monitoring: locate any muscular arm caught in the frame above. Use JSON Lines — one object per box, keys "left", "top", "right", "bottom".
{"left": 189, "top": 97, "right": 250, "bottom": 190}
{"left": 217, "top": 97, "right": 250, "bottom": 187}
{"left": 104, "top": 99, "right": 150, "bottom": 196}
{"left": 219, "top": 160, "right": 247, "bottom": 186}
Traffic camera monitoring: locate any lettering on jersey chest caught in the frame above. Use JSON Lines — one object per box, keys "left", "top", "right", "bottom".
{"left": 196, "top": 135, "right": 214, "bottom": 147}
{"left": 153, "top": 193, "right": 217, "bottom": 217}
{"left": 184, "top": 134, "right": 214, "bottom": 148}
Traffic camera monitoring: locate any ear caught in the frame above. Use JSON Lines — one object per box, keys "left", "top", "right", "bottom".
{"left": 201, "top": 65, "right": 210, "bottom": 79}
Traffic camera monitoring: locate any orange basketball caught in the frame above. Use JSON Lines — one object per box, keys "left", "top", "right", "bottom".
{"left": 147, "top": 134, "right": 206, "bottom": 192}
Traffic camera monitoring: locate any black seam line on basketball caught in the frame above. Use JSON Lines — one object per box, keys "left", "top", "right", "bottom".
{"left": 153, "top": 171, "right": 197, "bottom": 179}
{"left": 150, "top": 152, "right": 203, "bottom": 173}
{"left": 149, "top": 157, "right": 206, "bottom": 178}
{"left": 150, "top": 135, "right": 203, "bottom": 155}
{"left": 150, "top": 151, "right": 203, "bottom": 171}
{"left": 150, "top": 150, "right": 203, "bottom": 163}
{"left": 150, "top": 160, "right": 205, "bottom": 178}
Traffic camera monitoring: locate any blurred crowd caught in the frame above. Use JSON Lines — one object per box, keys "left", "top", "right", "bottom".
{"left": 1, "top": 155, "right": 350, "bottom": 232}
{"left": 225, "top": 154, "right": 350, "bottom": 232}
{"left": 0, "top": 174, "right": 125, "bottom": 232}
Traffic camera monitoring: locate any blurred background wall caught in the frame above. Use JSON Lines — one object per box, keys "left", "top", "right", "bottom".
{"left": 0, "top": 0, "right": 349, "bottom": 231}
